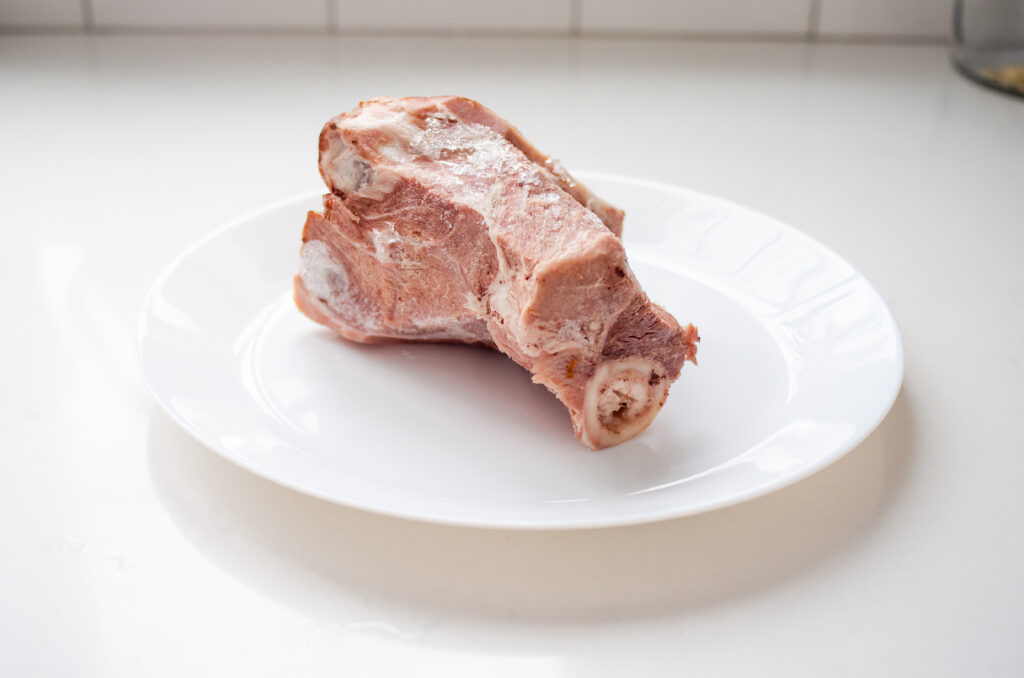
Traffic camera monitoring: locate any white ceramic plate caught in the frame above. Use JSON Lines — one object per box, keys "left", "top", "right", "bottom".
{"left": 136, "top": 172, "right": 903, "bottom": 529}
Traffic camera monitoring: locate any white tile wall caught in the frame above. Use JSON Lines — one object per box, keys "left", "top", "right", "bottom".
{"left": 90, "top": 0, "right": 327, "bottom": 29}
{"left": 818, "top": 0, "right": 953, "bottom": 38}
{"left": 332, "top": 0, "right": 572, "bottom": 33}
{"left": 0, "top": 0, "right": 954, "bottom": 40}
{"left": 0, "top": 0, "right": 82, "bottom": 27}
{"left": 579, "top": 0, "right": 813, "bottom": 35}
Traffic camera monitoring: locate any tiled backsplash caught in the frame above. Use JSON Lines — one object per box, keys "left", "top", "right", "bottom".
{"left": 818, "top": 0, "right": 951, "bottom": 38}
{"left": 0, "top": 0, "right": 953, "bottom": 40}
{"left": 579, "top": 0, "right": 815, "bottom": 36}
{"left": 88, "top": 0, "right": 326, "bottom": 29}
{"left": 333, "top": 0, "right": 573, "bottom": 32}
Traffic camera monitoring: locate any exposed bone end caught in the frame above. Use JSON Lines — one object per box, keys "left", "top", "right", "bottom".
{"left": 319, "top": 123, "right": 403, "bottom": 201}
{"left": 580, "top": 358, "right": 672, "bottom": 450}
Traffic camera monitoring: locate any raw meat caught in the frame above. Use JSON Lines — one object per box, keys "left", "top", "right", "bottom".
{"left": 295, "top": 96, "right": 698, "bottom": 449}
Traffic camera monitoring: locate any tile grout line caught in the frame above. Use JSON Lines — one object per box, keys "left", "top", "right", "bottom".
{"left": 807, "top": 0, "right": 823, "bottom": 41}
{"left": 325, "top": 0, "right": 337, "bottom": 34}
{"left": 80, "top": 0, "right": 94, "bottom": 33}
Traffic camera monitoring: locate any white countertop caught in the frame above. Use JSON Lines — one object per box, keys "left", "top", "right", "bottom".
{"left": 2, "top": 34, "right": 1022, "bottom": 676}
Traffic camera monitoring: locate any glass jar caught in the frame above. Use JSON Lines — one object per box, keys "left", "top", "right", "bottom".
{"left": 953, "top": 0, "right": 1024, "bottom": 97}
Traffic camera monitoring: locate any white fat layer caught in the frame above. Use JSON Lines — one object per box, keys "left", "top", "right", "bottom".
{"left": 342, "top": 105, "right": 423, "bottom": 137}
{"left": 378, "top": 142, "right": 412, "bottom": 163}
{"left": 328, "top": 142, "right": 364, "bottom": 194}
{"left": 536, "top": 320, "right": 605, "bottom": 355}
{"left": 360, "top": 169, "right": 401, "bottom": 200}
{"left": 488, "top": 274, "right": 540, "bottom": 354}
{"left": 406, "top": 317, "right": 484, "bottom": 343}
{"left": 463, "top": 291, "right": 488, "bottom": 316}
{"left": 369, "top": 225, "right": 401, "bottom": 261}
{"left": 300, "top": 240, "right": 350, "bottom": 313}
{"left": 327, "top": 140, "right": 401, "bottom": 200}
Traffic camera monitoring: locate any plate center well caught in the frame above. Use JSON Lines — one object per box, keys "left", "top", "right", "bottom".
{"left": 240, "top": 264, "right": 788, "bottom": 503}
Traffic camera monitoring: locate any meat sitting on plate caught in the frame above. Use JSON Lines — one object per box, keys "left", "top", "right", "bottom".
{"left": 295, "top": 96, "right": 698, "bottom": 449}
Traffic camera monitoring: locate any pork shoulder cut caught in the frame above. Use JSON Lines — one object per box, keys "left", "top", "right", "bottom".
{"left": 295, "top": 96, "right": 698, "bottom": 449}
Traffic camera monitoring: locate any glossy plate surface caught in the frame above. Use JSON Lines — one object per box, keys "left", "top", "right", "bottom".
{"left": 136, "top": 172, "right": 903, "bottom": 529}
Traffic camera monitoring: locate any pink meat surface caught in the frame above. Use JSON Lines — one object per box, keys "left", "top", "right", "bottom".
{"left": 295, "top": 96, "right": 698, "bottom": 449}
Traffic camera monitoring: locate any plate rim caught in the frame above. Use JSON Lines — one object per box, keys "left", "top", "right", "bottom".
{"left": 135, "top": 171, "right": 905, "bottom": 530}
